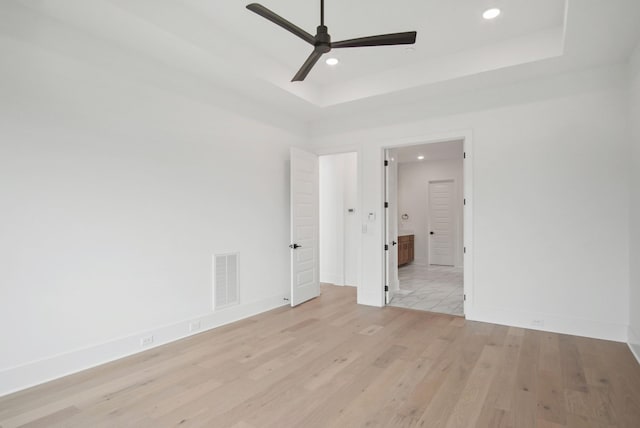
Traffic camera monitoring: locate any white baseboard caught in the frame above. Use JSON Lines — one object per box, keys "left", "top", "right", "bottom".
{"left": 320, "top": 272, "right": 344, "bottom": 286}
{"left": 628, "top": 326, "right": 640, "bottom": 365}
{"left": 466, "top": 307, "right": 627, "bottom": 342}
{"left": 0, "top": 293, "right": 289, "bottom": 398}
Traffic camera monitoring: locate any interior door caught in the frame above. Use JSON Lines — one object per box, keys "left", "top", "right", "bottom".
{"left": 428, "top": 180, "right": 455, "bottom": 266}
{"left": 384, "top": 150, "right": 398, "bottom": 304}
{"left": 290, "top": 147, "right": 320, "bottom": 306}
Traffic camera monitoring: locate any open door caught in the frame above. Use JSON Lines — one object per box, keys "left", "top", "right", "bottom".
{"left": 290, "top": 147, "right": 320, "bottom": 307}
{"left": 384, "top": 150, "right": 399, "bottom": 304}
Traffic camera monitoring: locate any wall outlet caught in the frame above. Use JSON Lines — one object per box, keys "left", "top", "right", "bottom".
{"left": 189, "top": 321, "right": 201, "bottom": 332}
{"left": 531, "top": 319, "right": 544, "bottom": 328}
{"left": 140, "top": 335, "right": 154, "bottom": 347}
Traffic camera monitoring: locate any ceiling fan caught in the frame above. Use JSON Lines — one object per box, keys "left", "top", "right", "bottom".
{"left": 246, "top": 0, "right": 417, "bottom": 82}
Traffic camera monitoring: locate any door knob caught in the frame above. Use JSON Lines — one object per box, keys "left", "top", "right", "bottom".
{"left": 289, "top": 243, "right": 302, "bottom": 249}
{"left": 392, "top": 241, "right": 397, "bottom": 246}
{"left": 430, "top": 231, "right": 434, "bottom": 235}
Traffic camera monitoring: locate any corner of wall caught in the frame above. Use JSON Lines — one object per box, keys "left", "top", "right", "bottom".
{"left": 628, "top": 37, "right": 640, "bottom": 365}
{"left": 627, "top": 36, "right": 640, "bottom": 363}
{"left": 628, "top": 326, "right": 640, "bottom": 365}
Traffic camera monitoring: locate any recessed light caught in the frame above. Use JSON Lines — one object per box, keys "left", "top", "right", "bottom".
{"left": 325, "top": 57, "right": 339, "bottom": 66}
{"left": 483, "top": 8, "right": 501, "bottom": 20}
{"left": 417, "top": 155, "right": 425, "bottom": 160}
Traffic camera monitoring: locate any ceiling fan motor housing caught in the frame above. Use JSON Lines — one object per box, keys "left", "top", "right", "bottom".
{"left": 315, "top": 25, "right": 331, "bottom": 53}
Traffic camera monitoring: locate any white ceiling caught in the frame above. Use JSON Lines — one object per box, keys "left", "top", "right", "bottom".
{"left": 226, "top": 0, "right": 566, "bottom": 83}
{"left": 105, "top": 0, "right": 569, "bottom": 105}
{"left": 3, "top": 0, "right": 640, "bottom": 116}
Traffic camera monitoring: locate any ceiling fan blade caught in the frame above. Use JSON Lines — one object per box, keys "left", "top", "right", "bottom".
{"left": 292, "top": 48, "right": 324, "bottom": 82}
{"left": 332, "top": 31, "right": 417, "bottom": 49}
{"left": 246, "top": 3, "right": 315, "bottom": 45}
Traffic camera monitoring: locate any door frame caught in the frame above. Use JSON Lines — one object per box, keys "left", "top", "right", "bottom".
{"left": 383, "top": 149, "right": 398, "bottom": 304}
{"left": 381, "top": 133, "right": 473, "bottom": 316}
{"left": 427, "top": 178, "right": 458, "bottom": 267}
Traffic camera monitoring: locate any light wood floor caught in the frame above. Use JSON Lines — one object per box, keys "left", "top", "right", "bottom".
{"left": 2, "top": 285, "right": 640, "bottom": 428}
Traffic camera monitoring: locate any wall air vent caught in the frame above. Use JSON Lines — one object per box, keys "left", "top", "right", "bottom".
{"left": 213, "top": 253, "right": 239, "bottom": 310}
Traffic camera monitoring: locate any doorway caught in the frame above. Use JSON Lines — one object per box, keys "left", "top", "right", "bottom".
{"left": 384, "top": 140, "right": 465, "bottom": 316}
{"left": 318, "top": 152, "right": 359, "bottom": 288}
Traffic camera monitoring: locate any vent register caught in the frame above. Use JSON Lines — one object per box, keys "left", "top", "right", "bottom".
{"left": 213, "top": 253, "right": 240, "bottom": 310}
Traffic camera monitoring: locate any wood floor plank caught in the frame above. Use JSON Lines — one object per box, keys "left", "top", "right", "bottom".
{"left": 15, "top": 405, "right": 80, "bottom": 428}
{"left": 1, "top": 285, "right": 639, "bottom": 428}
{"left": 414, "top": 325, "right": 488, "bottom": 426}
{"left": 444, "top": 344, "right": 502, "bottom": 427}
{"left": 537, "top": 332, "right": 567, "bottom": 426}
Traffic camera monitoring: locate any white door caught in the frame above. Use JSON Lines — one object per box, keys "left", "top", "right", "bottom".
{"left": 384, "top": 151, "right": 398, "bottom": 304}
{"left": 290, "top": 147, "right": 320, "bottom": 306}
{"left": 428, "top": 180, "right": 455, "bottom": 266}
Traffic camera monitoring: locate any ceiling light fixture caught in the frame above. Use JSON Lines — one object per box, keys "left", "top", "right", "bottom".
{"left": 417, "top": 155, "right": 425, "bottom": 160}
{"left": 325, "top": 57, "right": 339, "bottom": 66}
{"left": 482, "top": 8, "right": 501, "bottom": 20}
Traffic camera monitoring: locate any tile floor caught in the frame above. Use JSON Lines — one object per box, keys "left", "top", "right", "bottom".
{"left": 389, "top": 264, "right": 464, "bottom": 316}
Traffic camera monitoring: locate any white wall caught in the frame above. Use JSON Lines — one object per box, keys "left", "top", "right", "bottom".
{"left": 319, "top": 153, "right": 358, "bottom": 286}
{"left": 629, "top": 42, "right": 640, "bottom": 358}
{"left": 0, "top": 20, "right": 305, "bottom": 395}
{"left": 398, "top": 159, "right": 464, "bottom": 267}
{"left": 312, "top": 65, "right": 631, "bottom": 342}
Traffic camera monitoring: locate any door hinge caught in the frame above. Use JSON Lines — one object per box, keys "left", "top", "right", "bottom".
{"left": 464, "top": 294, "right": 466, "bottom": 301}
{"left": 463, "top": 152, "right": 466, "bottom": 159}
{"left": 384, "top": 244, "right": 389, "bottom": 251}
{"left": 384, "top": 160, "right": 389, "bottom": 166}
{"left": 464, "top": 198, "right": 466, "bottom": 205}
{"left": 464, "top": 247, "right": 466, "bottom": 254}
{"left": 385, "top": 285, "right": 389, "bottom": 292}
{"left": 384, "top": 202, "right": 389, "bottom": 208}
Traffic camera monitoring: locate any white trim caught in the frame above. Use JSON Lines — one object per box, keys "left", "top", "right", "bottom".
{"left": 0, "top": 293, "right": 289, "bottom": 398}
{"left": 468, "top": 306, "right": 627, "bottom": 342}
{"left": 629, "top": 326, "right": 640, "bottom": 365}
{"left": 462, "top": 135, "right": 473, "bottom": 316}
{"left": 314, "top": 143, "right": 361, "bottom": 156}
